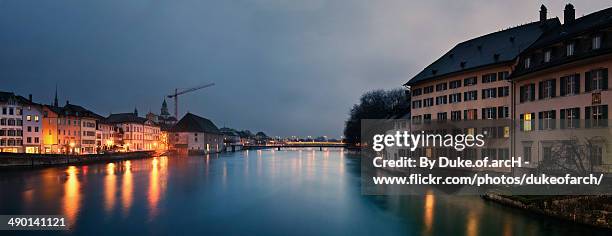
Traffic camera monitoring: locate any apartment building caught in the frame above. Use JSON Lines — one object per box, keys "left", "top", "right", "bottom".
{"left": 21, "top": 95, "right": 43, "bottom": 153}
{"left": 0, "top": 92, "right": 25, "bottom": 153}
{"left": 511, "top": 4, "right": 612, "bottom": 173}
{"left": 42, "top": 101, "right": 103, "bottom": 154}
{"left": 404, "top": 7, "right": 563, "bottom": 166}
{"left": 105, "top": 111, "right": 161, "bottom": 151}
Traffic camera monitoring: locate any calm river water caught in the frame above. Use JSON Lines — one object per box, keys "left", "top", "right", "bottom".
{"left": 0, "top": 149, "right": 609, "bottom": 235}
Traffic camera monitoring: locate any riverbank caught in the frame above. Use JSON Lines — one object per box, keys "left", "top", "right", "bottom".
{"left": 482, "top": 192, "right": 612, "bottom": 229}
{"left": 0, "top": 151, "right": 157, "bottom": 169}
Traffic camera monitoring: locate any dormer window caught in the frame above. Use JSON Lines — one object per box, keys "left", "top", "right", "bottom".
{"left": 566, "top": 42, "right": 575, "bottom": 56}
{"left": 544, "top": 50, "right": 551, "bottom": 63}
{"left": 592, "top": 35, "right": 602, "bottom": 50}
{"left": 524, "top": 57, "right": 531, "bottom": 68}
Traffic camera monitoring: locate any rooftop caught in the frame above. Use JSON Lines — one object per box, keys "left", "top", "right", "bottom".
{"left": 170, "top": 113, "right": 220, "bottom": 134}
{"left": 405, "top": 18, "right": 560, "bottom": 86}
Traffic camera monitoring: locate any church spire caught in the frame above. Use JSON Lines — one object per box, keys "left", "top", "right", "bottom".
{"left": 53, "top": 84, "right": 58, "bottom": 107}
{"left": 160, "top": 99, "right": 170, "bottom": 117}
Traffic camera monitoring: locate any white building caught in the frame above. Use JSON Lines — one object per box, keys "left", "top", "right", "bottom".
{"left": 170, "top": 113, "right": 223, "bottom": 154}
{"left": 0, "top": 92, "right": 24, "bottom": 153}
{"left": 21, "top": 95, "right": 43, "bottom": 153}
{"left": 105, "top": 111, "right": 161, "bottom": 152}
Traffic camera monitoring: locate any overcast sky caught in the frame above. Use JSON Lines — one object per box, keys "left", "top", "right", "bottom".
{"left": 1, "top": 0, "right": 610, "bottom": 137}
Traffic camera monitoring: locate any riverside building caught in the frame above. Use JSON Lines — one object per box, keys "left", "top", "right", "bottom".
{"left": 510, "top": 4, "right": 612, "bottom": 173}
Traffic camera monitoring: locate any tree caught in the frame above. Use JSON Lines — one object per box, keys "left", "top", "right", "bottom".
{"left": 343, "top": 88, "right": 410, "bottom": 145}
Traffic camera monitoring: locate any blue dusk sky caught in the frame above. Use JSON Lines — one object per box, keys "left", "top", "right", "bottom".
{"left": 1, "top": 0, "right": 610, "bottom": 137}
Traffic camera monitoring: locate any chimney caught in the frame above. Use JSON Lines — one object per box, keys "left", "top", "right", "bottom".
{"left": 540, "top": 4, "right": 547, "bottom": 22}
{"left": 564, "top": 4, "right": 575, "bottom": 24}
{"left": 28, "top": 94, "right": 32, "bottom": 102}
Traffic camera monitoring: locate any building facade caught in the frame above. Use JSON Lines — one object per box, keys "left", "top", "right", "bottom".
{"left": 0, "top": 92, "right": 25, "bottom": 153}
{"left": 21, "top": 96, "right": 43, "bottom": 154}
{"left": 170, "top": 113, "right": 223, "bottom": 155}
{"left": 105, "top": 111, "right": 162, "bottom": 152}
{"left": 511, "top": 4, "right": 612, "bottom": 173}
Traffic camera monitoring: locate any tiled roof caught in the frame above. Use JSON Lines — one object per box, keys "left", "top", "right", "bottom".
{"left": 170, "top": 113, "right": 220, "bottom": 134}
{"left": 405, "top": 18, "right": 560, "bottom": 86}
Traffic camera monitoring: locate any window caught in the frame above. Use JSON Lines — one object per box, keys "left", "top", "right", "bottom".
{"left": 26, "top": 115, "right": 31, "bottom": 121}
{"left": 423, "top": 98, "right": 434, "bottom": 107}
{"left": 585, "top": 105, "right": 608, "bottom": 128}
{"left": 520, "top": 83, "right": 535, "bottom": 102}
{"left": 35, "top": 137, "right": 39, "bottom": 143}
{"left": 543, "top": 146, "right": 552, "bottom": 162}
{"left": 497, "top": 86, "right": 509, "bottom": 97}
{"left": 544, "top": 50, "right": 551, "bottom": 63}
{"left": 464, "top": 77, "right": 477, "bottom": 86}
{"left": 412, "top": 88, "right": 422, "bottom": 96}
{"left": 498, "top": 71, "right": 509, "bottom": 80}
{"left": 464, "top": 109, "right": 477, "bottom": 120}
{"left": 27, "top": 137, "right": 31, "bottom": 144}
{"left": 451, "top": 111, "right": 462, "bottom": 121}
{"left": 520, "top": 113, "right": 535, "bottom": 131}
{"left": 592, "top": 35, "right": 602, "bottom": 50}
{"left": 435, "top": 96, "right": 447, "bottom": 105}
{"left": 435, "top": 83, "right": 447, "bottom": 91}
{"left": 586, "top": 68, "right": 608, "bottom": 91}
{"left": 449, "top": 93, "right": 461, "bottom": 103}
{"left": 34, "top": 116, "right": 39, "bottom": 122}
{"left": 412, "top": 100, "right": 422, "bottom": 109}
{"left": 482, "top": 107, "right": 497, "bottom": 120}
{"left": 464, "top": 91, "right": 477, "bottom": 101}
{"left": 482, "top": 88, "right": 497, "bottom": 99}
{"left": 423, "top": 86, "right": 434, "bottom": 94}
{"left": 560, "top": 107, "right": 580, "bottom": 129}
{"left": 524, "top": 57, "right": 531, "bottom": 68}
{"left": 9, "top": 108, "right": 13, "bottom": 115}
{"left": 35, "top": 127, "right": 38, "bottom": 132}
{"left": 423, "top": 114, "right": 432, "bottom": 121}
{"left": 590, "top": 145, "right": 603, "bottom": 166}
{"left": 560, "top": 74, "right": 580, "bottom": 96}
{"left": 437, "top": 112, "right": 447, "bottom": 120}
{"left": 539, "top": 79, "right": 556, "bottom": 99}
{"left": 497, "top": 106, "right": 509, "bottom": 118}
{"left": 538, "top": 110, "right": 556, "bottom": 130}
{"left": 27, "top": 126, "right": 31, "bottom": 132}
{"left": 566, "top": 42, "right": 575, "bottom": 56}
{"left": 482, "top": 73, "right": 497, "bottom": 83}
{"left": 449, "top": 80, "right": 462, "bottom": 89}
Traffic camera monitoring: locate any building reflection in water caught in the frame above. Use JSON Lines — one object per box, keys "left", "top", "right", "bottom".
{"left": 148, "top": 156, "right": 168, "bottom": 220}
{"left": 466, "top": 210, "right": 480, "bottom": 236}
{"left": 423, "top": 190, "right": 435, "bottom": 235}
{"left": 63, "top": 166, "right": 80, "bottom": 225}
{"left": 121, "top": 161, "right": 133, "bottom": 216}
{"left": 104, "top": 163, "right": 116, "bottom": 215}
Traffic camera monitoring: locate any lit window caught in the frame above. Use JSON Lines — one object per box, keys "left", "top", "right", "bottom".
{"left": 26, "top": 115, "right": 31, "bottom": 121}
{"left": 34, "top": 116, "right": 39, "bottom": 122}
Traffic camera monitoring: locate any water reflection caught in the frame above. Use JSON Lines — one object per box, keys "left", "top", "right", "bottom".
{"left": 0, "top": 150, "right": 609, "bottom": 236}
{"left": 104, "top": 163, "right": 116, "bottom": 215}
{"left": 63, "top": 166, "right": 80, "bottom": 225}
{"left": 148, "top": 156, "right": 168, "bottom": 220}
{"left": 122, "top": 161, "right": 133, "bottom": 216}
{"left": 423, "top": 191, "right": 435, "bottom": 235}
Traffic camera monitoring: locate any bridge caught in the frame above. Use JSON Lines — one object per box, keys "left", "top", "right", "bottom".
{"left": 242, "top": 142, "right": 347, "bottom": 151}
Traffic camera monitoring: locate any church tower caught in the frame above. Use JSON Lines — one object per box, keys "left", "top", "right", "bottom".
{"left": 160, "top": 99, "right": 170, "bottom": 118}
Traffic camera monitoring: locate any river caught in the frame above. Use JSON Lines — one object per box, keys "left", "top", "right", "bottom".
{"left": 0, "top": 149, "right": 609, "bottom": 235}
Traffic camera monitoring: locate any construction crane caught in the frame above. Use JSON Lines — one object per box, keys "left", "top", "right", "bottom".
{"left": 167, "top": 83, "right": 215, "bottom": 118}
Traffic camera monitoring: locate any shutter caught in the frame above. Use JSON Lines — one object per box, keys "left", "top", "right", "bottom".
{"left": 585, "top": 106, "right": 592, "bottom": 128}
{"left": 603, "top": 68, "right": 608, "bottom": 90}
{"left": 551, "top": 79, "right": 556, "bottom": 97}
{"left": 560, "top": 77, "right": 567, "bottom": 96}
{"left": 492, "top": 73, "right": 497, "bottom": 82}
{"left": 482, "top": 90, "right": 486, "bottom": 99}
{"left": 519, "top": 114, "right": 524, "bottom": 131}
{"left": 551, "top": 110, "right": 556, "bottom": 129}
{"left": 481, "top": 108, "right": 486, "bottom": 119}
{"left": 520, "top": 86, "right": 525, "bottom": 103}
{"left": 538, "top": 112, "right": 543, "bottom": 130}
{"left": 560, "top": 109, "right": 566, "bottom": 129}
{"left": 530, "top": 84, "right": 536, "bottom": 101}
{"left": 492, "top": 107, "right": 497, "bottom": 119}
{"left": 497, "top": 107, "right": 503, "bottom": 118}
{"left": 585, "top": 71, "right": 592, "bottom": 92}
{"left": 538, "top": 81, "right": 543, "bottom": 99}
{"left": 575, "top": 74, "right": 581, "bottom": 94}
{"left": 603, "top": 105, "right": 608, "bottom": 119}
{"left": 458, "top": 93, "right": 462, "bottom": 102}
